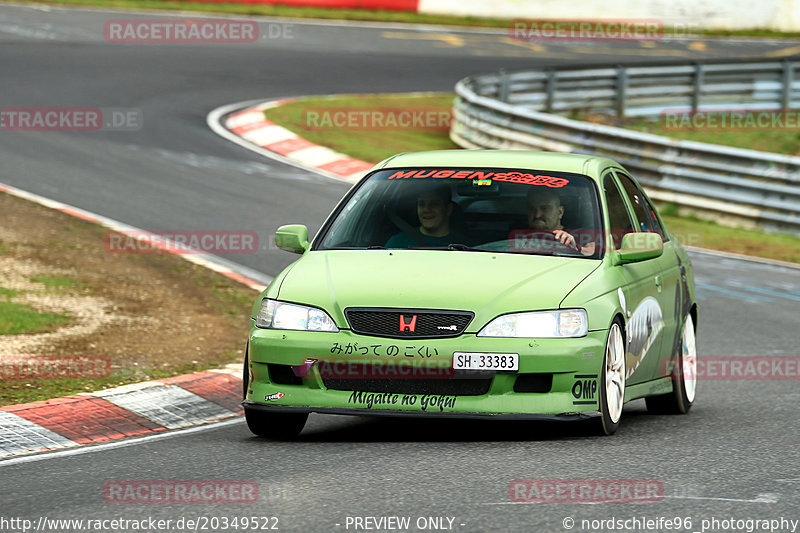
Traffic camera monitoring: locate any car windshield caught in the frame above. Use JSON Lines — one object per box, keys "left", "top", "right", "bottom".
{"left": 315, "top": 167, "right": 604, "bottom": 258}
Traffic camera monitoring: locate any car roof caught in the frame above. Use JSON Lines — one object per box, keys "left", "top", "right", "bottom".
{"left": 374, "top": 150, "right": 623, "bottom": 180}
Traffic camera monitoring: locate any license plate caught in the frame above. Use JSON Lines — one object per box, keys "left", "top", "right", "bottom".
{"left": 453, "top": 352, "right": 519, "bottom": 371}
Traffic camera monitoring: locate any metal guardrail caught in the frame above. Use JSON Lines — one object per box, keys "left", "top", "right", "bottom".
{"left": 451, "top": 60, "right": 800, "bottom": 234}
{"left": 486, "top": 60, "right": 800, "bottom": 118}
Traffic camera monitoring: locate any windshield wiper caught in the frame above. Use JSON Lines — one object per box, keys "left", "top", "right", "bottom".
{"left": 408, "top": 243, "right": 490, "bottom": 252}
{"left": 447, "top": 243, "right": 487, "bottom": 252}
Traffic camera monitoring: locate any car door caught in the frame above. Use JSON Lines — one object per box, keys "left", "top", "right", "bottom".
{"left": 614, "top": 171, "right": 688, "bottom": 380}
{"left": 613, "top": 170, "right": 681, "bottom": 382}
{"left": 602, "top": 170, "right": 662, "bottom": 385}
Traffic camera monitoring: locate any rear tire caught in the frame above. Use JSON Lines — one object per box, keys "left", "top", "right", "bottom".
{"left": 245, "top": 408, "right": 308, "bottom": 439}
{"left": 597, "top": 320, "right": 626, "bottom": 436}
{"left": 646, "top": 313, "right": 697, "bottom": 414}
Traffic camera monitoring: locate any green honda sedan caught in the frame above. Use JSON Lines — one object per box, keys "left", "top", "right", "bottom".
{"left": 243, "top": 150, "right": 697, "bottom": 437}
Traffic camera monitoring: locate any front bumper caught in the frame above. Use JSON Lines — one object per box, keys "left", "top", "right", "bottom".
{"left": 246, "top": 324, "right": 607, "bottom": 417}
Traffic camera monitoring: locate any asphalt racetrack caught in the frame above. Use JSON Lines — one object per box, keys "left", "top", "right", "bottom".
{"left": 1, "top": 5, "right": 800, "bottom": 532}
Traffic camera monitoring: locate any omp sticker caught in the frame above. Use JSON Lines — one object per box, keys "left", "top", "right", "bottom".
{"left": 265, "top": 392, "right": 284, "bottom": 401}
{"left": 572, "top": 374, "right": 599, "bottom": 405}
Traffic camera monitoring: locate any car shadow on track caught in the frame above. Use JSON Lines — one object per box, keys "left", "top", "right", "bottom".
{"left": 245, "top": 402, "right": 660, "bottom": 442}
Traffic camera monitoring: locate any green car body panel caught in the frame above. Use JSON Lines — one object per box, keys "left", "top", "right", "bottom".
{"left": 244, "top": 150, "right": 697, "bottom": 420}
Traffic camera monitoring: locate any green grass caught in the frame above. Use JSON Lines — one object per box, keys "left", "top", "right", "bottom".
{"left": 176, "top": 261, "right": 255, "bottom": 320}
{"left": 574, "top": 114, "right": 800, "bottom": 157}
{"left": 0, "top": 301, "right": 72, "bottom": 335}
{"left": 0, "top": 287, "right": 18, "bottom": 299}
{"left": 267, "top": 93, "right": 800, "bottom": 264}
{"left": 0, "top": 276, "right": 83, "bottom": 335}
{"left": 264, "top": 93, "right": 460, "bottom": 163}
{"left": 31, "top": 275, "right": 87, "bottom": 290}
{"left": 9, "top": 0, "right": 800, "bottom": 37}
{"left": 661, "top": 214, "right": 800, "bottom": 263}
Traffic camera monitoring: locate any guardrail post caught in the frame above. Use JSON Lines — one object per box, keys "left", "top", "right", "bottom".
{"left": 498, "top": 70, "right": 510, "bottom": 103}
{"left": 615, "top": 66, "right": 628, "bottom": 118}
{"left": 781, "top": 60, "right": 794, "bottom": 110}
{"left": 692, "top": 63, "right": 704, "bottom": 113}
{"left": 545, "top": 69, "right": 556, "bottom": 113}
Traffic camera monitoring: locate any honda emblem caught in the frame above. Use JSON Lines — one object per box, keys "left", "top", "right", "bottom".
{"left": 399, "top": 314, "right": 417, "bottom": 333}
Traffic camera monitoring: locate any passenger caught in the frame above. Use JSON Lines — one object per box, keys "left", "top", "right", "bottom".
{"left": 386, "top": 187, "right": 469, "bottom": 248}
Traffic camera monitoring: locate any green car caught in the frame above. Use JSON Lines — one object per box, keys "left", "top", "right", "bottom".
{"left": 243, "top": 150, "right": 697, "bottom": 437}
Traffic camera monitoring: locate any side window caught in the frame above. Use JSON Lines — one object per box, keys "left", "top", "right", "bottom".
{"left": 616, "top": 173, "right": 667, "bottom": 240}
{"left": 603, "top": 174, "right": 634, "bottom": 250}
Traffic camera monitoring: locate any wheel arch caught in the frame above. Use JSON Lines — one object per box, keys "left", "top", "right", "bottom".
{"left": 689, "top": 303, "right": 698, "bottom": 332}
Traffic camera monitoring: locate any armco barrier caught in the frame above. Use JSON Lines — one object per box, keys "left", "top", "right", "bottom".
{"left": 450, "top": 60, "right": 800, "bottom": 234}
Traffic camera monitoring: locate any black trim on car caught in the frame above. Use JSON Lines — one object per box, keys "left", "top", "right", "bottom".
{"left": 242, "top": 400, "right": 599, "bottom": 421}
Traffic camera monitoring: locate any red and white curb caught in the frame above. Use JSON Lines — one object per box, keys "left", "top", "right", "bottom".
{"left": 209, "top": 98, "right": 374, "bottom": 183}
{"left": 0, "top": 366, "right": 242, "bottom": 458}
{"left": 0, "top": 183, "right": 269, "bottom": 459}
{"left": 0, "top": 96, "right": 368, "bottom": 460}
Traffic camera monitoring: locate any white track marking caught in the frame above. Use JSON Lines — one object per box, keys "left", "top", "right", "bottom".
{"left": 483, "top": 492, "right": 780, "bottom": 505}
{"left": 0, "top": 418, "right": 243, "bottom": 467}
{"left": 91, "top": 383, "right": 235, "bottom": 429}
{"left": 664, "top": 493, "right": 779, "bottom": 503}
{"left": 0, "top": 412, "right": 78, "bottom": 456}
{"left": 207, "top": 99, "right": 355, "bottom": 184}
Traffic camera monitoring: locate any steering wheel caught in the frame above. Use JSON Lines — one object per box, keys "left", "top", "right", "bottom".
{"left": 511, "top": 230, "right": 580, "bottom": 254}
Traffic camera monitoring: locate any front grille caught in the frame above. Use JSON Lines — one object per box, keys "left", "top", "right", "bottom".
{"left": 345, "top": 308, "right": 473, "bottom": 339}
{"left": 323, "top": 378, "right": 491, "bottom": 396}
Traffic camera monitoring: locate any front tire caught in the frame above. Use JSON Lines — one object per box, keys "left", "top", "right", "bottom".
{"left": 598, "top": 320, "right": 626, "bottom": 435}
{"left": 646, "top": 313, "right": 697, "bottom": 414}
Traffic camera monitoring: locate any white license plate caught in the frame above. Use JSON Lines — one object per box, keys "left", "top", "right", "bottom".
{"left": 453, "top": 352, "right": 519, "bottom": 371}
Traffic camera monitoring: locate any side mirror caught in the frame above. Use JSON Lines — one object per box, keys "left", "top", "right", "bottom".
{"left": 275, "top": 225, "right": 309, "bottom": 254}
{"left": 614, "top": 232, "right": 663, "bottom": 264}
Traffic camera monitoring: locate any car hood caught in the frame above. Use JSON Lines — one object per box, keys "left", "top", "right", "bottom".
{"left": 276, "top": 250, "right": 600, "bottom": 333}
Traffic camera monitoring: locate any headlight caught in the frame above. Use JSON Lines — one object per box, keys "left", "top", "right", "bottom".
{"left": 478, "top": 309, "right": 587, "bottom": 338}
{"left": 256, "top": 299, "right": 338, "bottom": 332}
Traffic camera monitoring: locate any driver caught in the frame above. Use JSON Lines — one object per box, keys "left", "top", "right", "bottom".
{"left": 386, "top": 187, "right": 469, "bottom": 248}
{"left": 526, "top": 188, "right": 596, "bottom": 256}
